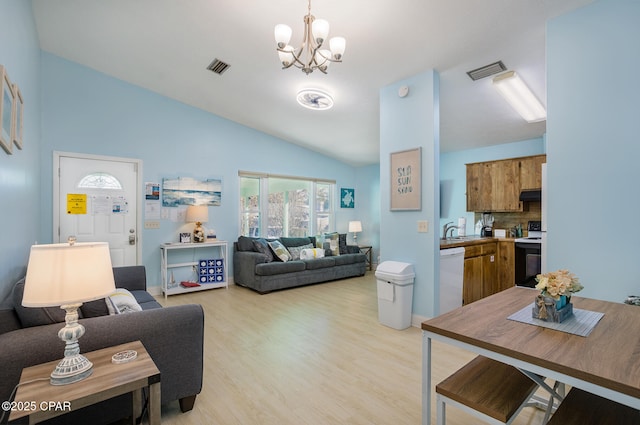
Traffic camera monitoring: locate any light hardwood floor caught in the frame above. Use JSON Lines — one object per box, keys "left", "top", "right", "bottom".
{"left": 155, "top": 273, "right": 548, "bottom": 425}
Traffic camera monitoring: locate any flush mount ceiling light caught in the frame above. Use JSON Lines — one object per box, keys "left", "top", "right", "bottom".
{"left": 492, "top": 71, "right": 546, "bottom": 123}
{"left": 296, "top": 89, "right": 334, "bottom": 110}
{"left": 275, "top": 0, "right": 346, "bottom": 75}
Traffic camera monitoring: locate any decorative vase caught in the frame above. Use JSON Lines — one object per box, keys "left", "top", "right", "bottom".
{"left": 532, "top": 294, "right": 573, "bottom": 323}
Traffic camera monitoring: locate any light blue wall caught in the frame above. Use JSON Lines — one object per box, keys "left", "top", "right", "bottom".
{"left": 0, "top": 1, "right": 41, "bottom": 306}
{"left": 380, "top": 71, "right": 440, "bottom": 318}
{"left": 36, "top": 53, "right": 374, "bottom": 292}
{"left": 354, "top": 164, "right": 381, "bottom": 265}
{"left": 547, "top": 0, "right": 640, "bottom": 301}
{"left": 440, "top": 137, "right": 545, "bottom": 235}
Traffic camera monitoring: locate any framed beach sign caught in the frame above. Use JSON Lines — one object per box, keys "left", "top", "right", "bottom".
{"left": 0, "top": 65, "right": 15, "bottom": 154}
{"left": 390, "top": 147, "right": 421, "bottom": 211}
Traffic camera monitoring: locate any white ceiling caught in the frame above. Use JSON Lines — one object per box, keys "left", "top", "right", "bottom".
{"left": 30, "top": 0, "right": 593, "bottom": 167}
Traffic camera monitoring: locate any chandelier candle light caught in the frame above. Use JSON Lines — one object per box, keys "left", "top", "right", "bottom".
{"left": 275, "top": 0, "right": 346, "bottom": 74}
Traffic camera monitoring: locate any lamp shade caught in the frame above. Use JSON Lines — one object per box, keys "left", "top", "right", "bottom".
{"left": 23, "top": 242, "right": 115, "bottom": 307}
{"left": 348, "top": 221, "right": 362, "bottom": 233}
{"left": 185, "top": 205, "right": 209, "bottom": 223}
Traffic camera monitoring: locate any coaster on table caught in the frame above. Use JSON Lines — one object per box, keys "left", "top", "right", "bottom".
{"left": 112, "top": 349, "right": 138, "bottom": 364}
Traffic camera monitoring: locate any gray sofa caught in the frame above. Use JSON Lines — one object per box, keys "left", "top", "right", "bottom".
{"left": 233, "top": 235, "right": 367, "bottom": 293}
{"left": 0, "top": 265, "right": 204, "bottom": 425}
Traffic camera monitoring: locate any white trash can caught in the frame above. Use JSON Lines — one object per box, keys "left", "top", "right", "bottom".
{"left": 375, "top": 261, "right": 415, "bottom": 330}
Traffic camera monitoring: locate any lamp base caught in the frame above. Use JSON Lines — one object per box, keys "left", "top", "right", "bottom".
{"left": 50, "top": 354, "right": 93, "bottom": 385}
{"left": 51, "top": 303, "right": 93, "bottom": 385}
{"left": 193, "top": 222, "right": 205, "bottom": 243}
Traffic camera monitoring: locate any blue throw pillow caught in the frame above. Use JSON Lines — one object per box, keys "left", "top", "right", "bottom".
{"left": 252, "top": 238, "right": 274, "bottom": 262}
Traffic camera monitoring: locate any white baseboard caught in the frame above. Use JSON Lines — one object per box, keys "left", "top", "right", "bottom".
{"left": 411, "top": 313, "right": 431, "bottom": 328}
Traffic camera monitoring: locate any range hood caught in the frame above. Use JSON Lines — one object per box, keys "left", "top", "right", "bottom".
{"left": 519, "top": 189, "right": 541, "bottom": 202}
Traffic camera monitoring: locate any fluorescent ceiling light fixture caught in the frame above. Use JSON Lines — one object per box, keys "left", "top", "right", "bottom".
{"left": 492, "top": 71, "right": 546, "bottom": 123}
{"left": 296, "top": 89, "right": 334, "bottom": 110}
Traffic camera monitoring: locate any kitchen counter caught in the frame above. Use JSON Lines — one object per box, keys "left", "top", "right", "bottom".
{"left": 441, "top": 236, "right": 517, "bottom": 305}
{"left": 440, "top": 236, "right": 516, "bottom": 249}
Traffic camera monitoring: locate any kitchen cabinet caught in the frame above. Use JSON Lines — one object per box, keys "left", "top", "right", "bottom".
{"left": 466, "top": 154, "right": 546, "bottom": 212}
{"left": 497, "top": 240, "right": 515, "bottom": 292}
{"left": 462, "top": 241, "right": 497, "bottom": 305}
{"left": 519, "top": 155, "right": 546, "bottom": 190}
{"left": 490, "top": 160, "right": 521, "bottom": 211}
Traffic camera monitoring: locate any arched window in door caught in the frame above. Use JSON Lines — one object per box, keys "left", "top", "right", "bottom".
{"left": 77, "top": 172, "right": 122, "bottom": 190}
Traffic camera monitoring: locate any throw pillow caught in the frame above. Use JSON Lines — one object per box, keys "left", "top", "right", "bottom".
{"left": 315, "top": 234, "right": 324, "bottom": 249}
{"left": 81, "top": 298, "right": 110, "bottom": 318}
{"left": 339, "top": 233, "right": 348, "bottom": 255}
{"left": 268, "top": 240, "right": 292, "bottom": 262}
{"left": 287, "top": 243, "right": 314, "bottom": 261}
{"left": 300, "top": 248, "right": 325, "bottom": 260}
{"left": 252, "top": 238, "right": 274, "bottom": 262}
{"left": 324, "top": 232, "right": 340, "bottom": 256}
{"left": 106, "top": 288, "right": 143, "bottom": 315}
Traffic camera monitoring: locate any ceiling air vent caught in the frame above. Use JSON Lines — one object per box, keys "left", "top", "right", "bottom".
{"left": 206, "top": 58, "right": 230, "bottom": 75}
{"left": 466, "top": 61, "right": 507, "bottom": 81}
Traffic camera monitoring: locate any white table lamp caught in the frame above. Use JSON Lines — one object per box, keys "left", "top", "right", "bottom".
{"left": 348, "top": 221, "right": 362, "bottom": 244}
{"left": 186, "top": 205, "right": 209, "bottom": 243}
{"left": 22, "top": 239, "right": 115, "bottom": 385}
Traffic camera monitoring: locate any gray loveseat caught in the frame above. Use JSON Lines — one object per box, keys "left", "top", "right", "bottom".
{"left": 0, "top": 265, "right": 204, "bottom": 425}
{"left": 233, "top": 235, "right": 367, "bottom": 294}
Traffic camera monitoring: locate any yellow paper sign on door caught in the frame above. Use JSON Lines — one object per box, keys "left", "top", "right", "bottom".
{"left": 67, "top": 193, "right": 87, "bottom": 214}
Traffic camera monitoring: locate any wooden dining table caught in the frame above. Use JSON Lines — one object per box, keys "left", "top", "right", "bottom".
{"left": 421, "top": 286, "right": 640, "bottom": 425}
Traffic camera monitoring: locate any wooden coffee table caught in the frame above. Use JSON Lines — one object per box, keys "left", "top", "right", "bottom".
{"left": 9, "top": 340, "right": 161, "bottom": 424}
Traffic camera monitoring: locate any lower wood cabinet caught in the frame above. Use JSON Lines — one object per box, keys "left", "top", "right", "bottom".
{"left": 462, "top": 242, "right": 497, "bottom": 305}
{"left": 462, "top": 240, "right": 515, "bottom": 305}
{"left": 497, "top": 241, "right": 515, "bottom": 292}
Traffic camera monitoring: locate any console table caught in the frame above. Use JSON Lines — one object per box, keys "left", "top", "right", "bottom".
{"left": 161, "top": 240, "right": 228, "bottom": 299}
{"left": 9, "top": 340, "right": 160, "bottom": 425}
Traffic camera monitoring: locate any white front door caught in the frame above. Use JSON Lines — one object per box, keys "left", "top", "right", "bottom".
{"left": 54, "top": 152, "right": 141, "bottom": 266}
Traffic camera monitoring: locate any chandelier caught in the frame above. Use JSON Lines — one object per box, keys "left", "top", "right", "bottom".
{"left": 274, "top": 0, "right": 346, "bottom": 75}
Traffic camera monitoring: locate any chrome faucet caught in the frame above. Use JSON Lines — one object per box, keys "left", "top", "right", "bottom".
{"left": 442, "top": 222, "right": 457, "bottom": 240}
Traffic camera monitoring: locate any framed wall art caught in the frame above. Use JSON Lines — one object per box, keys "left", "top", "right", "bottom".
{"left": 12, "top": 83, "right": 23, "bottom": 150}
{"left": 162, "top": 176, "right": 222, "bottom": 207}
{"left": 390, "top": 147, "right": 421, "bottom": 211}
{"left": 0, "top": 65, "right": 15, "bottom": 154}
{"left": 340, "top": 188, "right": 355, "bottom": 208}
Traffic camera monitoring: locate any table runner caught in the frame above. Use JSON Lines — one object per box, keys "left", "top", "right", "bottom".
{"left": 507, "top": 304, "right": 604, "bottom": 337}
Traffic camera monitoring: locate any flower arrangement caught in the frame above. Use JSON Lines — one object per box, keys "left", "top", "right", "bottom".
{"left": 535, "top": 269, "right": 583, "bottom": 300}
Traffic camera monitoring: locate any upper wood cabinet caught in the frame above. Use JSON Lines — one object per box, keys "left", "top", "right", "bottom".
{"left": 519, "top": 155, "right": 546, "bottom": 190}
{"left": 466, "top": 154, "right": 546, "bottom": 212}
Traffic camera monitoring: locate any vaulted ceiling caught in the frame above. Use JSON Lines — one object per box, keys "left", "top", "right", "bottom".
{"left": 31, "top": 0, "right": 593, "bottom": 166}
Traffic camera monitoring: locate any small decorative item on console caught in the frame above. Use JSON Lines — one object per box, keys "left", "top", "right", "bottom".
{"left": 532, "top": 269, "right": 583, "bottom": 323}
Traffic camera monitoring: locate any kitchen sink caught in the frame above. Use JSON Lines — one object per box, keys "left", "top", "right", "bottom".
{"left": 443, "top": 236, "right": 473, "bottom": 242}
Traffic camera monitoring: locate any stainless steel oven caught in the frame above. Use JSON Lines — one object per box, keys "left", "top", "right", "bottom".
{"left": 514, "top": 221, "right": 542, "bottom": 287}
